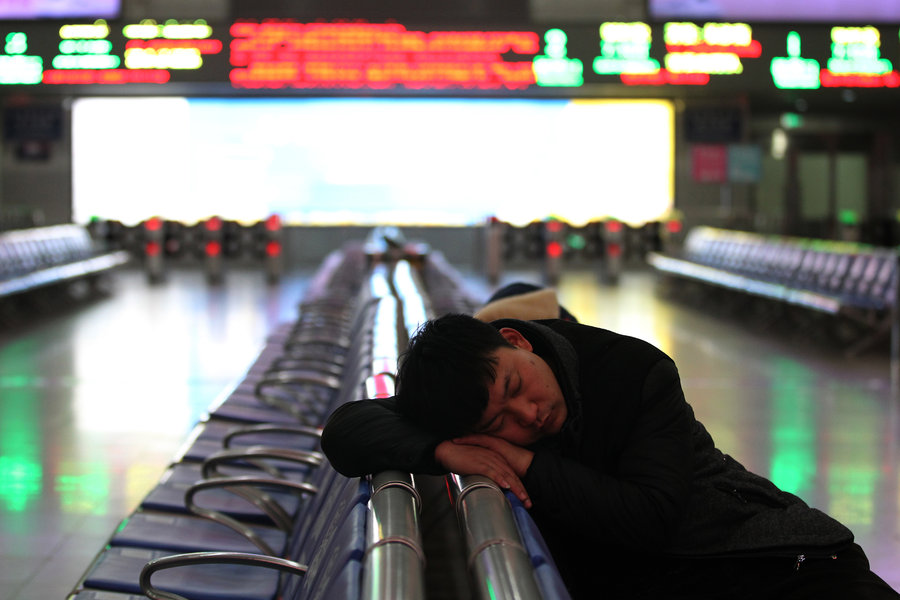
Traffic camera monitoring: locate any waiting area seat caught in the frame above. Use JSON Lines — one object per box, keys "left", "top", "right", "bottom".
{"left": 647, "top": 226, "right": 899, "bottom": 355}
{"left": 66, "top": 242, "right": 384, "bottom": 600}
{"left": 0, "top": 223, "right": 130, "bottom": 301}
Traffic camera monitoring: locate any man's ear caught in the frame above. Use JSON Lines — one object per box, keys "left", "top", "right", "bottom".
{"left": 499, "top": 327, "right": 533, "bottom": 351}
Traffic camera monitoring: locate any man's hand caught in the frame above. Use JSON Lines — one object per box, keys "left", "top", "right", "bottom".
{"left": 434, "top": 437, "right": 534, "bottom": 508}
{"left": 453, "top": 434, "right": 534, "bottom": 476}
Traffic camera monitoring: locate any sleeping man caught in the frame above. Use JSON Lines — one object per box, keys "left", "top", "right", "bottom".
{"left": 321, "top": 285, "right": 898, "bottom": 599}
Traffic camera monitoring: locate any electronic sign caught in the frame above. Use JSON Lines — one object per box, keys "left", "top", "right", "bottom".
{"left": 1, "top": 18, "right": 899, "bottom": 102}
{"left": 229, "top": 21, "right": 539, "bottom": 90}
{"left": 0, "top": 0, "right": 120, "bottom": 20}
{"left": 648, "top": 0, "right": 900, "bottom": 24}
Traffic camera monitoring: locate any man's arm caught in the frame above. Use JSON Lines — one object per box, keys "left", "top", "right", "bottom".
{"left": 322, "top": 397, "right": 534, "bottom": 505}
{"left": 321, "top": 396, "right": 445, "bottom": 476}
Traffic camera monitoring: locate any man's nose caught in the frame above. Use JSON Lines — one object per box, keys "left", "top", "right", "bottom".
{"left": 511, "top": 397, "right": 538, "bottom": 425}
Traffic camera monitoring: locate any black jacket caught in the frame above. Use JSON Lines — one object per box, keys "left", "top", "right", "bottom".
{"left": 322, "top": 318, "right": 854, "bottom": 596}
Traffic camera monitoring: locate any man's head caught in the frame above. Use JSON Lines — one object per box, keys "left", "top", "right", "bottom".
{"left": 395, "top": 313, "right": 567, "bottom": 444}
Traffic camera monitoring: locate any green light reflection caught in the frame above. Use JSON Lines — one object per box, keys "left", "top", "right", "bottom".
{"left": 769, "top": 360, "right": 816, "bottom": 497}
{"left": 486, "top": 578, "right": 497, "bottom": 600}
{"left": 826, "top": 402, "right": 878, "bottom": 528}
{"left": 828, "top": 463, "right": 877, "bottom": 527}
{"left": 55, "top": 463, "right": 111, "bottom": 515}
{"left": 768, "top": 359, "right": 879, "bottom": 528}
{"left": 0, "top": 456, "right": 42, "bottom": 513}
{"left": 0, "top": 387, "right": 43, "bottom": 514}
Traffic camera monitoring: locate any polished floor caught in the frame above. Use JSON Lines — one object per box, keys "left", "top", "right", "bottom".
{"left": 0, "top": 263, "right": 898, "bottom": 599}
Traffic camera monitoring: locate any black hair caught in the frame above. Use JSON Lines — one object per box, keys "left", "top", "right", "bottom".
{"left": 395, "top": 313, "right": 514, "bottom": 438}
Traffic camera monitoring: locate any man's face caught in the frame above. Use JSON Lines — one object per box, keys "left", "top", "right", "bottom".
{"left": 473, "top": 328, "right": 568, "bottom": 447}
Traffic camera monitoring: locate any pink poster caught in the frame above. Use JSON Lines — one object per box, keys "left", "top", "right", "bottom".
{"left": 691, "top": 144, "right": 728, "bottom": 183}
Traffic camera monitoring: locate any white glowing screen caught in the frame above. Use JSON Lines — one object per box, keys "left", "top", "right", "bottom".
{"left": 72, "top": 97, "right": 673, "bottom": 227}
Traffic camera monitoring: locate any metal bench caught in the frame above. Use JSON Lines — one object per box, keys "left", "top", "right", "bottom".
{"left": 0, "top": 223, "right": 130, "bottom": 300}
{"left": 647, "top": 226, "right": 899, "bottom": 355}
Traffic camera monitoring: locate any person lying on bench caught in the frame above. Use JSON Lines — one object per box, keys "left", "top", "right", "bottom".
{"left": 321, "top": 284, "right": 898, "bottom": 599}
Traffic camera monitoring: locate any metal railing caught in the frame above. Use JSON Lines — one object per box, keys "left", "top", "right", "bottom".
{"left": 362, "top": 260, "right": 427, "bottom": 600}
{"left": 393, "top": 256, "right": 552, "bottom": 600}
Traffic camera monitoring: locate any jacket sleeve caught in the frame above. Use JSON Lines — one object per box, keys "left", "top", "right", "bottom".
{"left": 522, "top": 358, "right": 694, "bottom": 550}
{"left": 321, "top": 396, "right": 447, "bottom": 477}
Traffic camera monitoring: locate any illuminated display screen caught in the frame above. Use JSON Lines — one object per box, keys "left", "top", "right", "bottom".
{"left": 71, "top": 97, "right": 674, "bottom": 228}
{"left": 1, "top": 18, "right": 900, "bottom": 95}
{"left": 229, "top": 22, "right": 540, "bottom": 90}
{"left": 648, "top": 0, "right": 900, "bottom": 23}
{"left": 0, "top": 0, "right": 120, "bottom": 20}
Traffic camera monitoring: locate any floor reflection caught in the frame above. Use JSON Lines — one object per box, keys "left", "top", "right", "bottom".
{"left": 0, "top": 267, "right": 311, "bottom": 599}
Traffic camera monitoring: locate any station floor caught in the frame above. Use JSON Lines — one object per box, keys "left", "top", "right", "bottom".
{"left": 0, "top": 263, "right": 898, "bottom": 598}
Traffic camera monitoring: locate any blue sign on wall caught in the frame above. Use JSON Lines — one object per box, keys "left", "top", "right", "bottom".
{"left": 728, "top": 143, "right": 762, "bottom": 183}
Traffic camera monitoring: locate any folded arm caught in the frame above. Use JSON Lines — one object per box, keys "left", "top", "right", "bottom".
{"left": 322, "top": 396, "right": 533, "bottom": 505}
{"left": 321, "top": 396, "right": 445, "bottom": 477}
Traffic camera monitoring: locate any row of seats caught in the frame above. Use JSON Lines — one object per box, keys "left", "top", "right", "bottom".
{"left": 67, "top": 241, "right": 413, "bottom": 600}
{"left": 66, "top": 233, "right": 570, "bottom": 599}
{"left": 647, "top": 226, "right": 899, "bottom": 354}
{"left": 0, "top": 223, "right": 131, "bottom": 299}
{"left": 681, "top": 227, "right": 897, "bottom": 311}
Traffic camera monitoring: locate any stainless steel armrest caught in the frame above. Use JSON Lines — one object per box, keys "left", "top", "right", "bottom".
{"left": 363, "top": 471, "right": 426, "bottom": 599}
{"left": 185, "top": 475, "right": 318, "bottom": 545}
{"left": 253, "top": 373, "right": 341, "bottom": 419}
{"left": 222, "top": 424, "right": 323, "bottom": 449}
{"left": 140, "top": 551, "right": 307, "bottom": 600}
{"left": 255, "top": 370, "right": 342, "bottom": 391}
{"left": 281, "top": 346, "right": 347, "bottom": 365}
{"left": 369, "top": 470, "right": 421, "bottom": 514}
{"left": 448, "top": 474, "right": 543, "bottom": 600}
{"left": 202, "top": 446, "right": 324, "bottom": 480}
{"left": 285, "top": 331, "right": 352, "bottom": 349}
{"left": 267, "top": 358, "right": 343, "bottom": 377}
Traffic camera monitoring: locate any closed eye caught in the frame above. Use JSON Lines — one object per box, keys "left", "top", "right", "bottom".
{"left": 476, "top": 414, "right": 503, "bottom": 434}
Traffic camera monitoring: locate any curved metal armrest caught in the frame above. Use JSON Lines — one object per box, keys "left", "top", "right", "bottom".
{"left": 140, "top": 551, "right": 307, "bottom": 600}
{"left": 447, "top": 474, "right": 543, "bottom": 600}
{"left": 222, "top": 424, "right": 323, "bottom": 449}
{"left": 253, "top": 373, "right": 341, "bottom": 420}
{"left": 267, "top": 358, "right": 344, "bottom": 376}
{"left": 185, "top": 475, "right": 319, "bottom": 548}
{"left": 254, "top": 370, "right": 342, "bottom": 391}
{"left": 202, "top": 446, "right": 324, "bottom": 480}
{"left": 285, "top": 331, "right": 352, "bottom": 350}
{"left": 369, "top": 470, "right": 421, "bottom": 514}
{"left": 291, "top": 311, "right": 352, "bottom": 328}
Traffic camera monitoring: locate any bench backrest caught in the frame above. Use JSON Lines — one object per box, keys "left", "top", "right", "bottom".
{"left": 0, "top": 224, "right": 95, "bottom": 280}
{"left": 683, "top": 226, "right": 898, "bottom": 308}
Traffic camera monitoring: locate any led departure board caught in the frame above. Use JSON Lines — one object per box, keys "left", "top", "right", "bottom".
{"left": 229, "top": 22, "right": 539, "bottom": 89}
{"left": 1, "top": 19, "right": 226, "bottom": 86}
{"left": 1, "top": 18, "right": 900, "bottom": 100}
